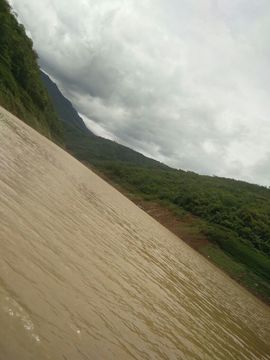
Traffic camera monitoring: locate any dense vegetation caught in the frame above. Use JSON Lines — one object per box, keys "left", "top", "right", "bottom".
{"left": 95, "top": 163, "right": 270, "bottom": 280}
{"left": 0, "top": 0, "right": 62, "bottom": 140}
{"left": 40, "top": 71, "right": 89, "bottom": 133}
{"left": 64, "top": 123, "right": 168, "bottom": 169}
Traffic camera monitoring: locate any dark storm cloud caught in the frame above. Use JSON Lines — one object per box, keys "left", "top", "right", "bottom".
{"left": 10, "top": 0, "right": 270, "bottom": 186}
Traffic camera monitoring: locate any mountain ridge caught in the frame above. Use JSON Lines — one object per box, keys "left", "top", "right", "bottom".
{"left": 41, "top": 70, "right": 169, "bottom": 169}
{"left": 40, "top": 70, "right": 92, "bottom": 134}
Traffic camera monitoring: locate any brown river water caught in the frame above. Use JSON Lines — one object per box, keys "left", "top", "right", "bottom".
{"left": 0, "top": 106, "right": 269, "bottom": 360}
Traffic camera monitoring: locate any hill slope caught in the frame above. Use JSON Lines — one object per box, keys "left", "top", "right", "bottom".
{"left": 41, "top": 72, "right": 168, "bottom": 169}
{"left": 40, "top": 70, "right": 91, "bottom": 134}
{"left": 0, "top": 0, "right": 62, "bottom": 140}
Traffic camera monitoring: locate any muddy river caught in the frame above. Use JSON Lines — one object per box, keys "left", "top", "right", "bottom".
{"left": 0, "top": 106, "right": 269, "bottom": 359}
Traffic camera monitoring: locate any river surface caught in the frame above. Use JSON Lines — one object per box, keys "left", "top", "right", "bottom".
{"left": 0, "top": 106, "right": 269, "bottom": 360}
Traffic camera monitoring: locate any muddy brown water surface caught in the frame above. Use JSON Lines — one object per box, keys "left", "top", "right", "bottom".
{"left": 0, "top": 107, "right": 269, "bottom": 360}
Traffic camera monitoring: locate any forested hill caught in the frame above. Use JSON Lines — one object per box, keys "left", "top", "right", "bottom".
{"left": 40, "top": 70, "right": 91, "bottom": 134}
{"left": 0, "top": 0, "right": 62, "bottom": 141}
{"left": 41, "top": 72, "right": 168, "bottom": 169}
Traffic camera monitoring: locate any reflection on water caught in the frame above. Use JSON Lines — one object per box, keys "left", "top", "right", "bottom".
{"left": 0, "top": 106, "right": 269, "bottom": 360}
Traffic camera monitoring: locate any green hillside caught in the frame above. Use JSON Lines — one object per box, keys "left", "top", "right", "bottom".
{"left": 40, "top": 70, "right": 91, "bottom": 134}
{"left": 0, "top": 0, "right": 62, "bottom": 140}
{"left": 40, "top": 72, "right": 168, "bottom": 169}
{"left": 64, "top": 122, "right": 168, "bottom": 169}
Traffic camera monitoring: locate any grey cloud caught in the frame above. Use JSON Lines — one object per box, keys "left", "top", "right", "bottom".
{"left": 10, "top": 0, "right": 270, "bottom": 186}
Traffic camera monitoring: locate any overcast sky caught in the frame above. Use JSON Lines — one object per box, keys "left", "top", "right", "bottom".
{"left": 10, "top": 0, "right": 270, "bottom": 186}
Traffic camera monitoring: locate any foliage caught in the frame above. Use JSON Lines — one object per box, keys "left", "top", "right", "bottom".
{"left": 63, "top": 122, "right": 168, "bottom": 169}
{"left": 88, "top": 162, "right": 270, "bottom": 281}
{"left": 200, "top": 244, "right": 270, "bottom": 300}
{"left": 97, "top": 164, "right": 270, "bottom": 253}
{"left": 40, "top": 70, "right": 89, "bottom": 133}
{"left": 0, "top": 0, "right": 62, "bottom": 140}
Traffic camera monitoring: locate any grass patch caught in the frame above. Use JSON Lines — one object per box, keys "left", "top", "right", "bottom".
{"left": 201, "top": 244, "right": 270, "bottom": 302}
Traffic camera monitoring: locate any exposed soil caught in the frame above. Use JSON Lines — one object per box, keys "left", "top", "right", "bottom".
{"left": 86, "top": 164, "right": 209, "bottom": 251}
{"left": 131, "top": 199, "right": 209, "bottom": 250}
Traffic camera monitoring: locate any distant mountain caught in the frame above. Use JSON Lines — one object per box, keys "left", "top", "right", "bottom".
{"left": 41, "top": 71, "right": 168, "bottom": 169}
{"left": 40, "top": 71, "right": 91, "bottom": 134}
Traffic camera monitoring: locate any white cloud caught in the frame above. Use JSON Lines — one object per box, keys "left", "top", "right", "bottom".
{"left": 10, "top": 0, "right": 270, "bottom": 186}
{"left": 79, "top": 113, "right": 116, "bottom": 141}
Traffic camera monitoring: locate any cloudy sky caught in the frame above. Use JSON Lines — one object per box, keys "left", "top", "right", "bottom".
{"left": 10, "top": 0, "right": 270, "bottom": 186}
